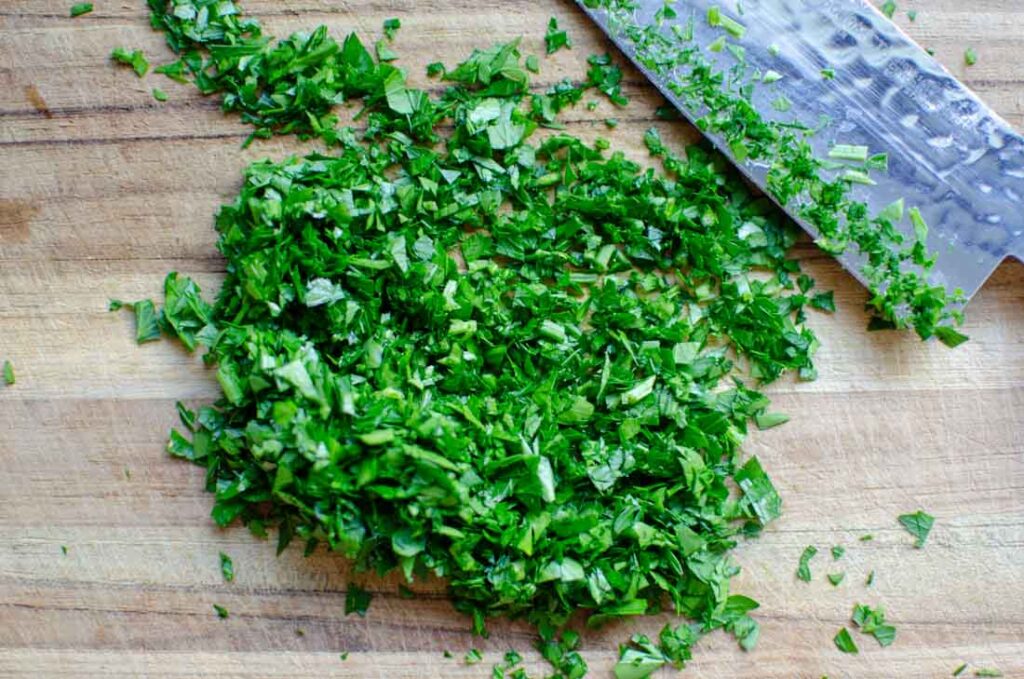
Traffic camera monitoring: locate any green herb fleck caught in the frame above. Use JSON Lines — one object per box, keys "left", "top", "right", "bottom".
{"left": 383, "top": 18, "right": 401, "bottom": 41}
{"left": 907, "top": 10, "right": 918, "bottom": 21}
{"left": 866, "top": 570, "right": 875, "bottom": 586}
{"left": 974, "top": 669, "right": 1002, "bottom": 677}
{"left": 345, "top": 584, "right": 372, "bottom": 617}
{"left": 852, "top": 603, "right": 896, "bottom": 647}
{"left": 827, "top": 572, "right": 845, "bottom": 586}
{"left": 2, "top": 360, "right": 14, "bottom": 386}
{"left": 464, "top": 648, "right": 483, "bottom": 665}
{"left": 152, "top": 88, "right": 168, "bottom": 102}
{"left": 61, "top": 545, "right": 68, "bottom": 555}
{"left": 213, "top": 604, "right": 229, "bottom": 619}
{"left": 965, "top": 47, "right": 978, "bottom": 66}
{"left": 545, "top": 17, "right": 571, "bottom": 54}
{"left": 111, "top": 47, "right": 149, "bottom": 77}
{"left": 881, "top": 1, "right": 897, "bottom": 19}
{"left": 831, "top": 546, "right": 845, "bottom": 560}
{"left": 898, "top": 510, "right": 935, "bottom": 548}
{"left": 219, "top": 552, "right": 234, "bottom": 582}
{"left": 797, "top": 546, "right": 818, "bottom": 582}
{"left": 833, "top": 628, "right": 858, "bottom": 654}
{"left": 525, "top": 54, "right": 539, "bottom": 73}
{"left": 340, "top": 652, "right": 349, "bottom": 661}
{"left": 754, "top": 412, "right": 789, "bottom": 430}
{"left": 953, "top": 664, "right": 967, "bottom": 677}
{"left": 70, "top": 3, "right": 93, "bottom": 17}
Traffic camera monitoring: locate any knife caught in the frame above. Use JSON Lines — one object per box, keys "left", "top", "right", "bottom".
{"left": 574, "top": 0, "right": 1024, "bottom": 301}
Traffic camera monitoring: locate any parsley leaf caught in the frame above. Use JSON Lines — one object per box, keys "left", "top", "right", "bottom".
{"left": 70, "top": 3, "right": 93, "bottom": 17}
{"left": 852, "top": 603, "right": 896, "bottom": 646}
{"left": 833, "top": 628, "right": 858, "bottom": 654}
{"left": 544, "top": 17, "right": 571, "bottom": 54}
{"left": 111, "top": 47, "right": 149, "bottom": 77}
{"left": 898, "top": 510, "right": 935, "bottom": 548}
{"left": 2, "top": 360, "right": 14, "bottom": 386}
{"left": 219, "top": 552, "right": 234, "bottom": 582}
{"left": 797, "top": 546, "right": 818, "bottom": 582}
{"left": 344, "top": 584, "right": 372, "bottom": 617}
{"left": 213, "top": 603, "right": 229, "bottom": 619}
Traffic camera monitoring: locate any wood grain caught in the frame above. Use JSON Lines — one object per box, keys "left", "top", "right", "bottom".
{"left": 1, "top": 1, "right": 1022, "bottom": 677}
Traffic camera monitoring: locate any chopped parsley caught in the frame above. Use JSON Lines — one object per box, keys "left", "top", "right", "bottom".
{"left": 827, "top": 572, "right": 845, "bottom": 586}
{"left": 852, "top": 603, "right": 896, "bottom": 647}
{"left": 953, "top": 664, "right": 968, "bottom": 677}
{"left": 831, "top": 546, "right": 844, "bottom": 560}
{"left": 898, "top": 510, "right": 935, "bottom": 548}
{"left": 111, "top": 47, "right": 149, "bottom": 77}
{"left": 464, "top": 648, "right": 483, "bottom": 665}
{"left": 344, "top": 585, "right": 372, "bottom": 617}
{"left": 152, "top": 88, "right": 168, "bottom": 102}
{"left": 2, "top": 360, "right": 14, "bottom": 386}
{"left": 545, "top": 17, "right": 571, "bottom": 54}
{"left": 881, "top": 1, "right": 897, "bottom": 19}
{"left": 119, "top": 2, "right": 964, "bottom": 676}
{"left": 70, "top": 3, "right": 93, "bottom": 17}
{"left": 965, "top": 47, "right": 978, "bottom": 66}
{"left": 797, "top": 546, "right": 818, "bottom": 582}
{"left": 219, "top": 552, "right": 234, "bottom": 582}
{"left": 383, "top": 18, "right": 401, "bottom": 41}
{"left": 213, "top": 603, "right": 229, "bottom": 619}
{"left": 833, "top": 628, "right": 858, "bottom": 654}
{"left": 974, "top": 669, "right": 1002, "bottom": 677}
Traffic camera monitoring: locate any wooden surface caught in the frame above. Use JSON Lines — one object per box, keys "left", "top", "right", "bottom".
{"left": 1, "top": 1, "right": 1022, "bottom": 677}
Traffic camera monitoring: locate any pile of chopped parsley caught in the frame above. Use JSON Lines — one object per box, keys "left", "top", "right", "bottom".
{"left": 118, "top": 1, "right": 965, "bottom": 676}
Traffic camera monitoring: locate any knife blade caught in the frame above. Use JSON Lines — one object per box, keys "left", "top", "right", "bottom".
{"left": 575, "top": 0, "right": 1024, "bottom": 300}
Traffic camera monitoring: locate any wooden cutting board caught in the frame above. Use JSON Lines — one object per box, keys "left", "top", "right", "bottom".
{"left": 1, "top": 1, "right": 1022, "bottom": 677}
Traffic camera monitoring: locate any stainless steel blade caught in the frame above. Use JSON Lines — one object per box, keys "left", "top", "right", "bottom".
{"left": 575, "top": 0, "right": 1024, "bottom": 299}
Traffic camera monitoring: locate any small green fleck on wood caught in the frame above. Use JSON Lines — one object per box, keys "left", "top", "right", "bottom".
{"left": 219, "top": 552, "right": 234, "bottom": 582}
{"left": 111, "top": 47, "right": 149, "bottom": 77}
{"left": 213, "top": 604, "right": 229, "bottom": 619}
{"left": 898, "top": 510, "right": 934, "bottom": 548}
{"left": 3, "top": 360, "right": 14, "bottom": 386}
{"left": 70, "top": 3, "right": 93, "bottom": 17}
{"left": 152, "top": 88, "right": 168, "bottom": 102}
{"left": 833, "top": 628, "right": 858, "bottom": 654}
{"left": 965, "top": 48, "right": 978, "bottom": 66}
{"left": 797, "top": 546, "right": 818, "bottom": 582}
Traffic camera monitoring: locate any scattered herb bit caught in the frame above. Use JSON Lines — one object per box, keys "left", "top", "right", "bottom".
{"left": 344, "top": 585, "right": 372, "bottom": 617}
{"left": 833, "top": 628, "right": 858, "bottom": 654}
{"left": 426, "top": 61, "right": 445, "bottom": 78}
{"left": 881, "top": 1, "right": 897, "bottom": 19}
{"left": 152, "top": 88, "right": 168, "bottom": 102}
{"left": 828, "top": 144, "right": 870, "bottom": 162}
{"left": 797, "top": 546, "right": 818, "bottom": 582}
{"left": 383, "top": 18, "right": 401, "bottom": 41}
{"left": 907, "top": 10, "right": 918, "bottom": 21}
{"left": 821, "top": 68, "right": 836, "bottom": 79}
{"left": 762, "top": 70, "right": 783, "bottom": 84}
{"left": 2, "top": 360, "right": 14, "bottom": 386}
{"left": 831, "top": 546, "right": 845, "bottom": 560}
{"left": 604, "top": 118, "right": 618, "bottom": 128}
{"left": 707, "top": 6, "right": 746, "bottom": 39}
{"left": 340, "top": 652, "right": 349, "bottom": 661}
{"left": 974, "top": 669, "right": 1002, "bottom": 677}
{"left": 219, "top": 552, "right": 234, "bottom": 582}
{"left": 953, "top": 664, "right": 967, "bottom": 677}
{"left": 213, "top": 604, "right": 229, "bottom": 619}
{"left": 965, "top": 47, "right": 978, "bottom": 66}
{"left": 111, "top": 47, "right": 149, "bottom": 77}
{"left": 375, "top": 40, "right": 397, "bottom": 62}
{"left": 811, "top": 292, "right": 836, "bottom": 313}
{"left": 852, "top": 603, "right": 896, "bottom": 647}
{"left": 545, "top": 17, "right": 571, "bottom": 54}
{"left": 827, "top": 572, "right": 845, "bottom": 586}
{"left": 860, "top": 534, "right": 874, "bottom": 542}
{"left": 898, "top": 510, "right": 934, "bottom": 548}
{"left": 754, "top": 412, "right": 789, "bottom": 430}
{"left": 124, "top": 468, "right": 131, "bottom": 480}
{"left": 61, "top": 545, "right": 68, "bottom": 555}
{"left": 525, "top": 54, "right": 540, "bottom": 73}
{"left": 109, "top": 299, "right": 162, "bottom": 344}
{"left": 70, "top": 3, "right": 93, "bottom": 17}
{"left": 767, "top": 43, "right": 780, "bottom": 57}
{"left": 465, "top": 648, "right": 483, "bottom": 665}
{"left": 771, "top": 95, "right": 792, "bottom": 112}
{"left": 443, "top": 651, "right": 453, "bottom": 659}
{"left": 295, "top": 628, "right": 305, "bottom": 636}
{"left": 927, "top": 47, "right": 936, "bottom": 56}
{"left": 866, "top": 570, "right": 875, "bottom": 586}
